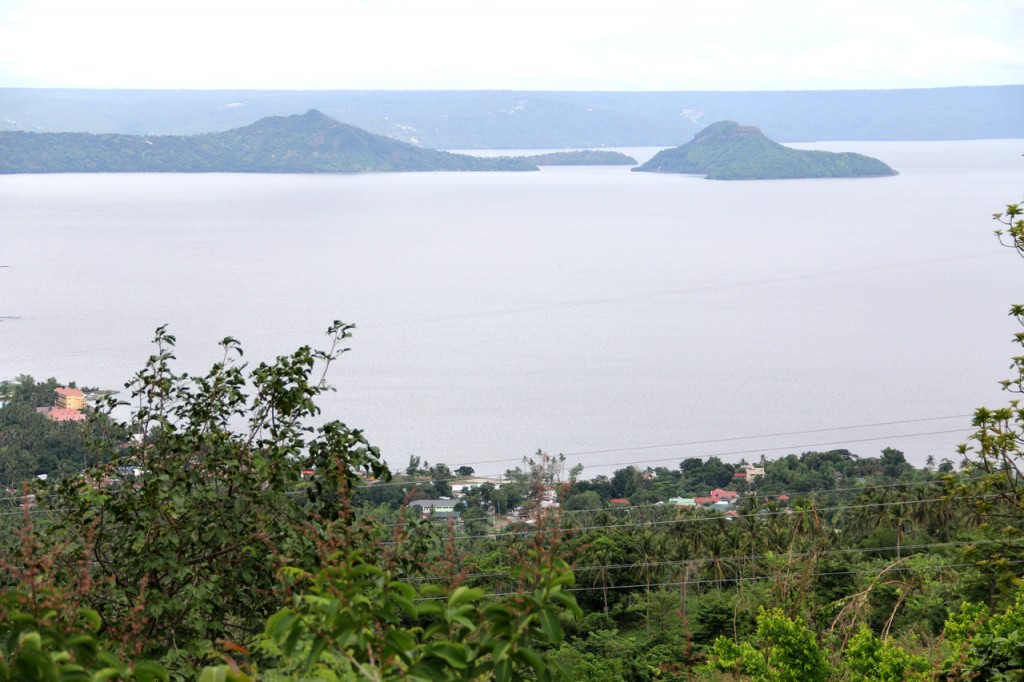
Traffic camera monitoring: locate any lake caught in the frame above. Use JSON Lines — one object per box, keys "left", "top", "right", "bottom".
{"left": 1, "top": 140, "right": 1023, "bottom": 477}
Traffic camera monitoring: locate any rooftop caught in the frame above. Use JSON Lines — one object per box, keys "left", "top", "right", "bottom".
{"left": 48, "top": 408, "right": 87, "bottom": 422}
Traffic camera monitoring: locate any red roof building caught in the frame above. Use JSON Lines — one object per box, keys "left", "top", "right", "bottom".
{"left": 47, "top": 408, "right": 86, "bottom": 422}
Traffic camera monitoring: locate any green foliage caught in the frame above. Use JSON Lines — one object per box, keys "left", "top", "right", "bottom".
{"left": 0, "top": 376, "right": 104, "bottom": 487}
{"left": 944, "top": 587, "right": 1024, "bottom": 681}
{"left": 0, "top": 323, "right": 590, "bottom": 680}
{"left": 0, "top": 517, "right": 167, "bottom": 681}
{"left": 679, "top": 456, "right": 735, "bottom": 492}
{"left": 844, "top": 626, "right": 930, "bottom": 682}
{"left": 633, "top": 121, "right": 897, "bottom": 180}
{"left": 705, "top": 607, "right": 830, "bottom": 682}
{"left": 950, "top": 199, "right": 1024, "bottom": 600}
{"left": 261, "top": 540, "right": 581, "bottom": 680}
{"left": 1, "top": 376, "right": 63, "bottom": 409}
{"left": 706, "top": 637, "right": 770, "bottom": 679}
{"left": 39, "top": 323, "right": 391, "bottom": 671}
{"left": 563, "top": 491, "right": 602, "bottom": 512}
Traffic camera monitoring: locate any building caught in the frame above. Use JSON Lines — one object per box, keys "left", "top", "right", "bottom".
{"left": 742, "top": 462, "right": 765, "bottom": 480}
{"left": 409, "top": 499, "right": 461, "bottom": 521}
{"left": 46, "top": 407, "right": 87, "bottom": 423}
{"left": 54, "top": 387, "right": 86, "bottom": 411}
{"left": 710, "top": 488, "right": 739, "bottom": 502}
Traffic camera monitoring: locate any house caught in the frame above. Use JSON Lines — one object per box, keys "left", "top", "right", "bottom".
{"left": 609, "top": 498, "right": 630, "bottom": 506}
{"left": 539, "top": 487, "right": 559, "bottom": 509}
{"left": 54, "top": 387, "right": 86, "bottom": 411}
{"left": 669, "top": 497, "right": 697, "bottom": 507}
{"left": 409, "top": 499, "right": 461, "bottom": 521}
{"left": 710, "top": 489, "right": 739, "bottom": 502}
{"left": 742, "top": 463, "right": 765, "bottom": 480}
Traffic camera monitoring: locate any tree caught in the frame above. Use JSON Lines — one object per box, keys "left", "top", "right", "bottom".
{"left": 579, "top": 535, "right": 626, "bottom": 613}
{"left": 879, "top": 448, "right": 911, "bottom": 479}
{"left": 952, "top": 199, "right": 1024, "bottom": 601}
{"left": 705, "top": 607, "right": 830, "bottom": 682}
{"left": 18, "top": 323, "right": 582, "bottom": 679}
{"left": 261, "top": 518, "right": 581, "bottom": 681}
{"left": 844, "top": 625, "right": 930, "bottom": 681}
{"left": 563, "top": 491, "right": 602, "bottom": 512}
{"left": 40, "top": 323, "right": 391, "bottom": 671}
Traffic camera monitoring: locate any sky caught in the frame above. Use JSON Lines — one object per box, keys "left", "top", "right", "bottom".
{"left": 0, "top": 0, "right": 1021, "bottom": 91}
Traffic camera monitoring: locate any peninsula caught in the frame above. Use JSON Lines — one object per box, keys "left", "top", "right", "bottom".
{"left": 632, "top": 121, "right": 897, "bottom": 180}
{"left": 0, "top": 110, "right": 538, "bottom": 174}
{"left": 519, "top": 150, "right": 637, "bottom": 166}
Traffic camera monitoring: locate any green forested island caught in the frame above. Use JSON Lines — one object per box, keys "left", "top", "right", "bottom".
{"left": 634, "top": 120, "right": 898, "bottom": 180}
{"left": 518, "top": 150, "right": 638, "bottom": 166}
{"left": 0, "top": 110, "right": 538, "bottom": 173}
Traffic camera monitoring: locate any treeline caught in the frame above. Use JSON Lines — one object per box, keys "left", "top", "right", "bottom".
{"left": 0, "top": 375, "right": 99, "bottom": 487}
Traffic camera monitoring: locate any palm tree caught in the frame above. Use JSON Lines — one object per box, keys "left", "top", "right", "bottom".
{"left": 631, "top": 529, "right": 665, "bottom": 637}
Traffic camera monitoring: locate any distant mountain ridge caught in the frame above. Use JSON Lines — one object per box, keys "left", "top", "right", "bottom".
{"left": 0, "top": 110, "right": 536, "bottom": 173}
{"left": 1, "top": 86, "right": 1021, "bottom": 148}
{"left": 633, "top": 121, "right": 898, "bottom": 179}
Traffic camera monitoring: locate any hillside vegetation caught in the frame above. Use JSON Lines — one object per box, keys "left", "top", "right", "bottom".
{"left": 634, "top": 120, "right": 898, "bottom": 179}
{"left": 0, "top": 110, "right": 537, "bottom": 173}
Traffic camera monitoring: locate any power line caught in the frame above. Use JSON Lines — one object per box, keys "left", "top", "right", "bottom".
{"left": 367, "top": 478, "right": 958, "bottom": 533}
{"left": 410, "top": 540, "right": 993, "bottom": 583}
{"left": 0, "top": 412, "right": 972, "bottom": 505}
{"left": 558, "top": 561, "right": 1021, "bottom": 597}
{"left": 385, "top": 494, "right": 998, "bottom": 544}
{"left": 418, "top": 559, "right": 1024, "bottom": 601}
{"left": 560, "top": 415, "right": 973, "bottom": 459}
{"left": 358, "top": 421, "right": 973, "bottom": 490}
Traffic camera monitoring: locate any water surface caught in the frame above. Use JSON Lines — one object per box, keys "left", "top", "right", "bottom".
{"left": 2, "top": 139, "right": 1022, "bottom": 476}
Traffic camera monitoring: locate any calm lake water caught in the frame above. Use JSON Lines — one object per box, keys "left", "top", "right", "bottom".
{"left": 2, "top": 140, "right": 1023, "bottom": 476}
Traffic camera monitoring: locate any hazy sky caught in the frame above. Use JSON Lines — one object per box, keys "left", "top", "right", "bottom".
{"left": 0, "top": 0, "right": 1021, "bottom": 91}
